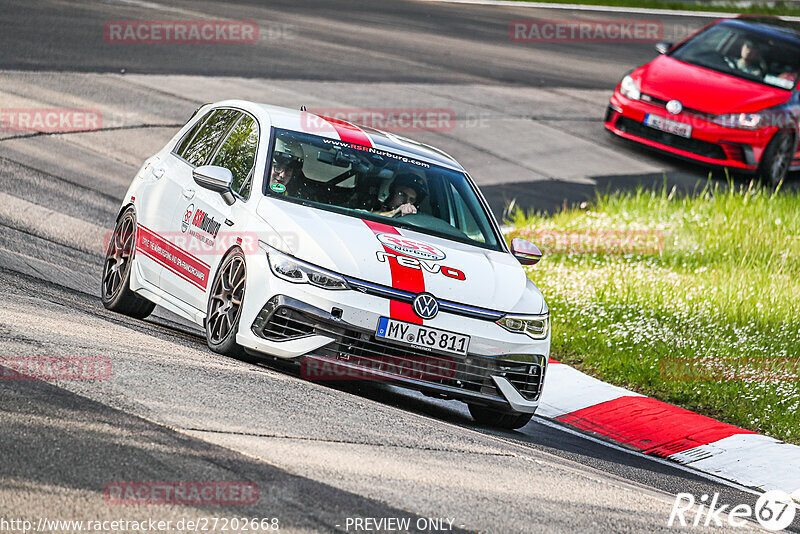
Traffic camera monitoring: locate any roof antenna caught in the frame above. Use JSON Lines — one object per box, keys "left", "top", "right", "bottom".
{"left": 300, "top": 105, "right": 307, "bottom": 111}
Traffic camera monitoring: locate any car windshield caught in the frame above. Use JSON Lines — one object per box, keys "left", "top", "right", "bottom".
{"left": 670, "top": 22, "right": 800, "bottom": 89}
{"left": 264, "top": 128, "right": 502, "bottom": 251}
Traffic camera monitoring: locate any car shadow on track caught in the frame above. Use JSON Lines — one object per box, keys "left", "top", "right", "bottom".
{"left": 247, "top": 353, "right": 800, "bottom": 530}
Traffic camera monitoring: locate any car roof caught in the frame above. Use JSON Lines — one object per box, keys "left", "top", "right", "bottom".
{"left": 211, "top": 101, "right": 465, "bottom": 172}
{"left": 725, "top": 16, "right": 800, "bottom": 45}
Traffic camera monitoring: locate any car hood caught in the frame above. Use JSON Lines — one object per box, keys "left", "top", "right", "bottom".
{"left": 256, "top": 198, "right": 546, "bottom": 315}
{"left": 633, "top": 56, "right": 791, "bottom": 114}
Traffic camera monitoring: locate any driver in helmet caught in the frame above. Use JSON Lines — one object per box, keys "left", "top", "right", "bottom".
{"left": 375, "top": 173, "right": 427, "bottom": 218}
{"left": 269, "top": 138, "right": 306, "bottom": 195}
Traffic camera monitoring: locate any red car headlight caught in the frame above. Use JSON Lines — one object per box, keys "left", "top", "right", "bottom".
{"left": 619, "top": 75, "right": 641, "bottom": 101}
{"left": 711, "top": 112, "right": 763, "bottom": 130}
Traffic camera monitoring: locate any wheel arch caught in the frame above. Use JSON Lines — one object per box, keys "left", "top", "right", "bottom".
{"left": 211, "top": 244, "right": 247, "bottom": 277}
{"left": 206, "top": 244, "right": 248, "bottom": 312}
{"left": 116, "top": 202, "right": 135, "bottom": 222}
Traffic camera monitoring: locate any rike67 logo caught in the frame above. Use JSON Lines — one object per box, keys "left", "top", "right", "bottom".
{"left": 668, "top": 490, "right": 797, "bottom": 531}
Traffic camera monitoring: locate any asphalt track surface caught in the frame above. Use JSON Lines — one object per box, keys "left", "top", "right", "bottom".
{"left": 0, "top": 0, "right": 798, "bottom": 532}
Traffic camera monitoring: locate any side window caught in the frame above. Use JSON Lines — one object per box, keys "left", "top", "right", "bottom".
{"left": 449, "top": 183, "right": 485, "bottom": 243}
{"left": 211, "top": 115, "right": 258, "bottom": 197}
{"left": 178, "top": 109, "right": 240, "bottom": 167}
{"left": 174, "top": 110, "right": 212, "bottom": 157}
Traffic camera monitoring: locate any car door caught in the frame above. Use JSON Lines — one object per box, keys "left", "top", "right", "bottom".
{"left": 163, "top": 110, "right": 259, "bottom": 313}
{"left": 131, "top": 151, "right": 177, "bottom": 287}
{"left": 132, "top": 110, "right": 222, "bottom": 286}
{"left": 148, "top": 108, "right": 241, "bottom": 312}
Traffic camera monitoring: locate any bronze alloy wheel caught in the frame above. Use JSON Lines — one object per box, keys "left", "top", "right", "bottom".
{"left": 101, "top": 207, "right": 155, "bottom": 319}
{"left": 206, "top": 250, "right": 246, "bottom": 355}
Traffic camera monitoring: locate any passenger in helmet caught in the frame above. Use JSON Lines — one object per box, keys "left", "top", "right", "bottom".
{"left": 269, "top": 138, "right": 305, "bottom": 195}
{"left": 375, "top": 173, "right": 428, "bottom": 218}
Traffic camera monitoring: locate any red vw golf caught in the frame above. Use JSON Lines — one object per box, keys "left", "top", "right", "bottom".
{"left": 605, "top": 16, "right": 800, "bottom": 184}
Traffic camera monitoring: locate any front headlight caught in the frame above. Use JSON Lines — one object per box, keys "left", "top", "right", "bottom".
{"left": 497, "top": 314, "right": 550, "bottom": 340}
{"left": 711, "top": 112, "right": 762, "bottom": 130}
{"left": 620, "top": 75, "right": 641, "bottom": 100}
{"left": 267, "top": 248, "right": 349, "bottom": 290}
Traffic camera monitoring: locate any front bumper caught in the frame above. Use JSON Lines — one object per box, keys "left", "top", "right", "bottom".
{"left": 233, "top": 251, "right": 549, "bottom": 413}
{"left": 604, "top": 92, "right": 777, "bottom": 171}
{"left": 243, "top": 294, "right": 547, "bottom": 413}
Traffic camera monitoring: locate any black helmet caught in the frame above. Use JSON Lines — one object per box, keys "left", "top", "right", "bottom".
{"left": 390, "top": 173, "right": 428, "bottom": 204}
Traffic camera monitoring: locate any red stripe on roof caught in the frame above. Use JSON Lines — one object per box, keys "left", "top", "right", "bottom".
{"left": 362, "top": 219, "right": 424, "bottom": 324}
{"left": 556, "top": 396, "right": 754, "bottom": 457}
{"left": 316, "top": 115, "right": 373, "bottom": 147}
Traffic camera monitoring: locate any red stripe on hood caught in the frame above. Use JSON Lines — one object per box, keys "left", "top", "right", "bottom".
{"left": 362, "top": 219, "right": 424, "bottom": 324}
{"left": 316, "top": 115, "right": 373, "bottom": 147}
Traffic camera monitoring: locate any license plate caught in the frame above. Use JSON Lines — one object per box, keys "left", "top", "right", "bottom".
{"left": 644, "top": 113, "right": 692, "bottom": 138}
{"left": 376, "top": 317, "right": 470, "bottom": 356}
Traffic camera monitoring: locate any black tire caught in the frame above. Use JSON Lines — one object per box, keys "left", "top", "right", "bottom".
{"left": 206, "top": 249, "right": 246, "bottom": 357}
{"left": 759, "top": 131, "right": 795, "bottom": 186}
{"left": 468, "top": 404, "right": 533, "bottom": 430}
{"left": 101, "top": 207, "right": 155, "bottom": 319}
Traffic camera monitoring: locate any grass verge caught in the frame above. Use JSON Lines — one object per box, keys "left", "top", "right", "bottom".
{"left": 508, "top": 180, "right": 800, "bottom": 443}
{"left": 511, "top": 0, "right": 800, "bottom": 17}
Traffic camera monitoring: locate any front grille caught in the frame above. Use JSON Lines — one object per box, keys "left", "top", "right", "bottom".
{"left": 720, "top": 142, "right": 746, "bottom": 163}
{"left": 260, "top": 306, "right": 544, "bottom": 401}
{"left": 496, "top": 360, "right": 544, "bottom": 402}
{"left": 640, "top": 94, "right": 712, "bottom": 120}
{"left": 615, "top": 116, "right": 727, "bottom": 160}
{"left": 260, "top": 307, "right": 315, "bottom": 339}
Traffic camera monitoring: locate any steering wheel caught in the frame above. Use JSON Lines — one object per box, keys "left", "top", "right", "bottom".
{"left": 723, "top": 55, "right": 737, "bottom": 70}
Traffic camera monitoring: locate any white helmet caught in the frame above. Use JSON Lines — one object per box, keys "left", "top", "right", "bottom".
{"left": 273, "top": 138, "right": 304, "bottom": 165}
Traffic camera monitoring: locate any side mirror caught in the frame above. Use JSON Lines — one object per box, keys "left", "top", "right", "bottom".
{"left": 511, "top": 238, "right": 542, "bottom": 266}
{"left": 655, "top": 42, "right": 673, "bottom": 55}
{"left": 193, "top": 165, "right": 235, "bottom": 205}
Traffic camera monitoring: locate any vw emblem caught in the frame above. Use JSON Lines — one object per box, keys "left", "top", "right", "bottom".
{"left": 412, "top": 293, "right": 439, "bottom": 320}
{"left": 666, "top": 100, "right": 683, "bottom": 115}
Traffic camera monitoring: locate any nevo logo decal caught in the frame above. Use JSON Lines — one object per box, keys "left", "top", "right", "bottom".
{"left": 377, "top": 233, "right": 445, "bottom": 261}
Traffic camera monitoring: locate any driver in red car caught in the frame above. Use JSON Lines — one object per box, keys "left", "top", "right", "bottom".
{"left": 734, "top": 40, "right": 766, "bottom": 77}
{"left": 374, "top": 173, "right": 427, "bottom": 218}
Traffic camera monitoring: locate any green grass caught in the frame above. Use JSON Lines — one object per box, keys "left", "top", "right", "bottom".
{"left": 507, "top": 180, "right": 800, "bottom": 442}
{"left": 511, "top": 0, "right": 800, "bottom": 17}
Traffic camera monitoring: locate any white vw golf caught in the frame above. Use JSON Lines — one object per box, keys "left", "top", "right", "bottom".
{"left": 102, "top": 100, "right": 550, "bottom": 429}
